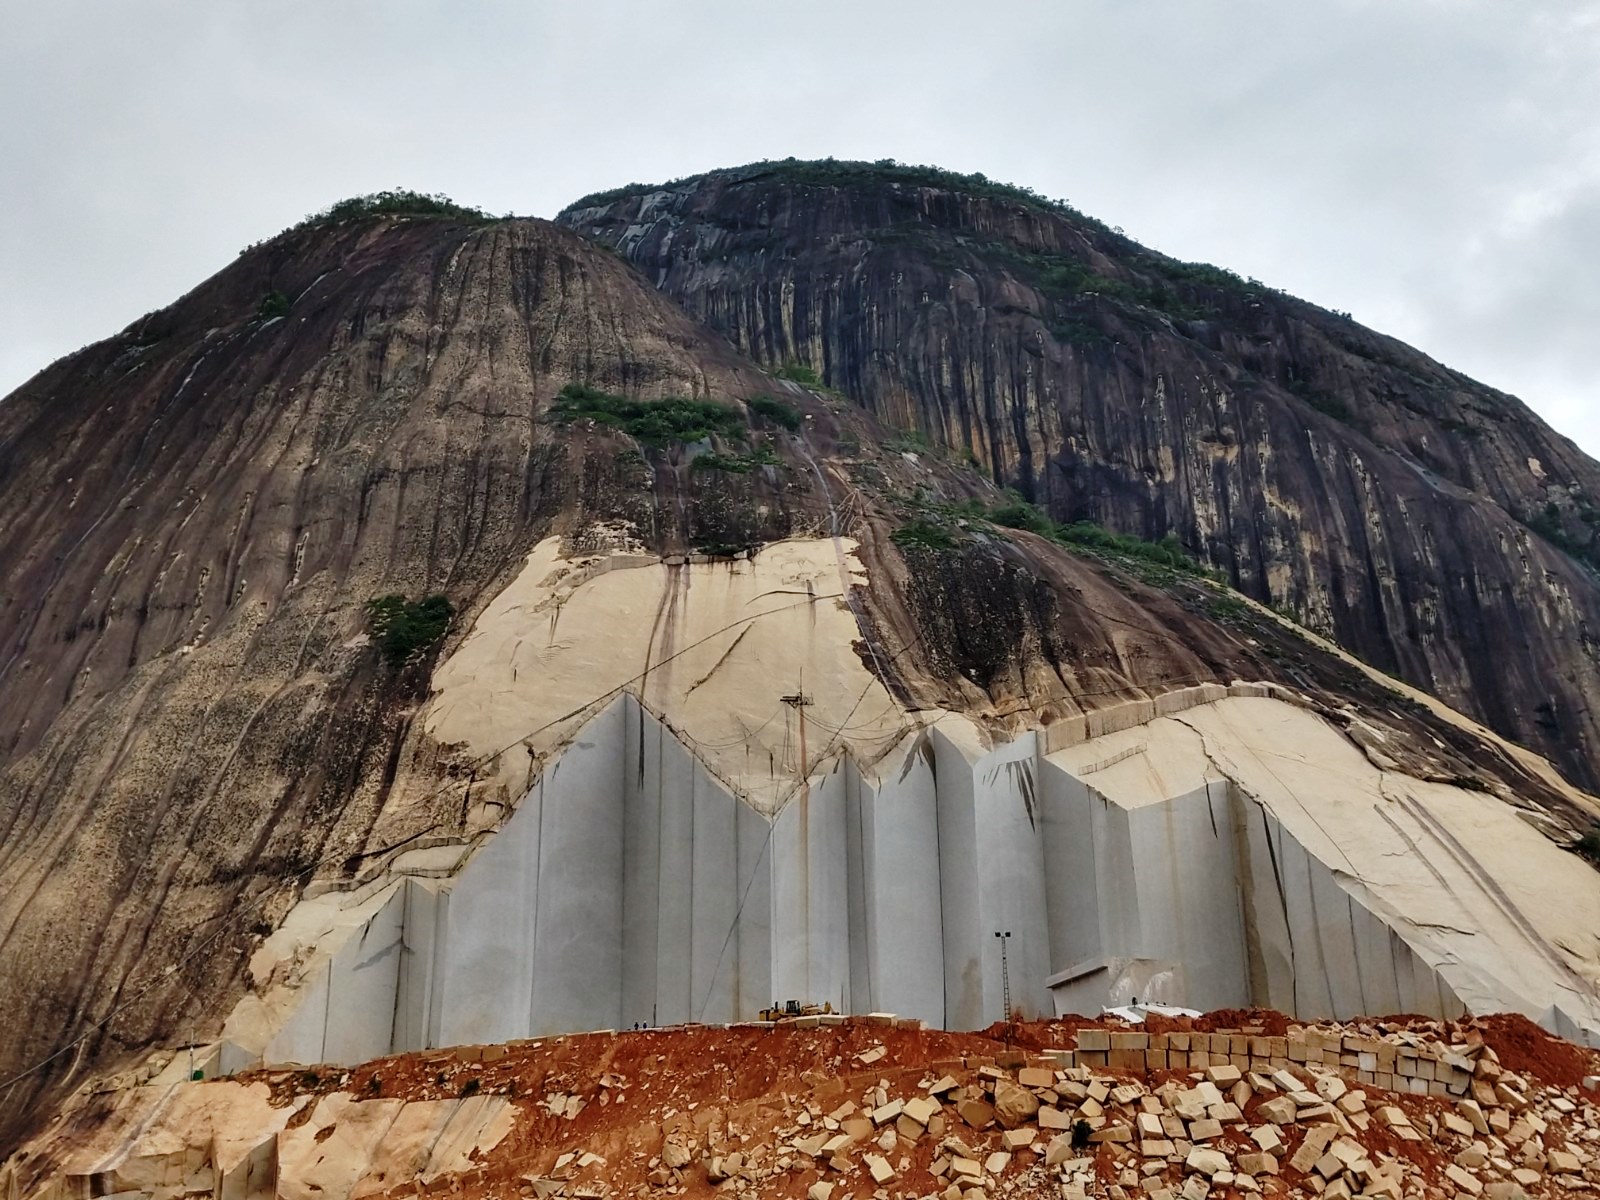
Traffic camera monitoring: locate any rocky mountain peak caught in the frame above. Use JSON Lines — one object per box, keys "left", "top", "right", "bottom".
{"left": 1, "top": 172, "right": 1597, "bottom": 1166}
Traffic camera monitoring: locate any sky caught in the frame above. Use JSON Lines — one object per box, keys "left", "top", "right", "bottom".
{"left": 3, "top": 0, "right": 1598, "bottom": 454}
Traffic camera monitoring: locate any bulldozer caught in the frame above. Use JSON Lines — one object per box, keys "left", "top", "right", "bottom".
{"left": 758, "top": 999, "right": 836, "bottom": 1022}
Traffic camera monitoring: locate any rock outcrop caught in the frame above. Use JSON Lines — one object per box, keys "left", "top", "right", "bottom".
{"left": 557, "top": 160, "right": 1600, "bottom": 793}
{"left": 3, "top": 173, "right": 1600, "bottom": 1168}
{"left": 0, "top": 211, "right": 802, "bottom": 1149}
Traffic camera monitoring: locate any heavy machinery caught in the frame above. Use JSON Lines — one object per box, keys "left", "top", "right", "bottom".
{"left": 758, "top": 1000, "right": 836, "bottom": 1022}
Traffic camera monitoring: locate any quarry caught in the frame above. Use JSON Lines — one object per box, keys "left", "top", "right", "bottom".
{"left": 209, "top": 538, "right": 1599, "bottom": 1072}
{"left": 8, "top": 525, "right": 1600, "bottom": 1197}
{"left": 5, "top": 168, "right": 1600, "bottom": 1198}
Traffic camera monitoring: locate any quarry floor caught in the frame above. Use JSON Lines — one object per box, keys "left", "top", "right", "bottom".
{"left": 223, "top": 1011, "right": 1598, "bottom": 1200}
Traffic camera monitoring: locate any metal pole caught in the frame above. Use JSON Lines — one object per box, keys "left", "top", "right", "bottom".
{"left": 994, "top": 931, "right": 1012, "bottom": 1020}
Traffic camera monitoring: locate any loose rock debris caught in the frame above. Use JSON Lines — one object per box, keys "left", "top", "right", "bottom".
{"left": 5, "top": 1011, "right": 1598, "bottom": 1200}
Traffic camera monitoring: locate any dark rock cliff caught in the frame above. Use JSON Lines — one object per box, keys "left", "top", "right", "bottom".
{"left": 557, "top": 160, "right": 1600, "bottom": 792}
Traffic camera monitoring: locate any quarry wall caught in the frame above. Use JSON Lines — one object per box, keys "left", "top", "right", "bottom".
{"left": 234, "top": 689, "right": 1600, "bottom": 1068}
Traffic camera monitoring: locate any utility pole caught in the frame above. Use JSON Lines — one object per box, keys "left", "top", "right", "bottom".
{"left": 994, "top": 930, "right": 1013, "bottom": 1023}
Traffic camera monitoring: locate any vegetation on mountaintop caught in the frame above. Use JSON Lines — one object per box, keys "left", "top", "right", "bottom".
{"left": 365, "top": 594, "right": 454, "bottom": 667}
{"left": 243, "top": 190, "right": 497, "bottom": 253}
{"left": 549, "top": 382, "right": 743, "bottom": 445}
{"left": 310, "top": 190, "right": 493, "bottom": 225}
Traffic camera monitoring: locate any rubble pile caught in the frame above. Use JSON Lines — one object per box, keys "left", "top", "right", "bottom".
{"left": 5, "top": 1012, "right": 1596, "bottom": 1200}
{"left": 580, "top": 1015, "right": 1597, "bottom": 1200}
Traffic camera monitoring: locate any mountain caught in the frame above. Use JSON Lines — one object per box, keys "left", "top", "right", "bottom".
{"left": 556, "top": 158, "right": 1600, "bottom": 794}
{"left": 1, "top": 177, "right": 1598, "bottom": 1164}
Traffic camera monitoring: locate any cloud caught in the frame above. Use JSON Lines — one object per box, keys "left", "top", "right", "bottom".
{"left": 3, "top": 0, "right": 1597, "bottom": 454}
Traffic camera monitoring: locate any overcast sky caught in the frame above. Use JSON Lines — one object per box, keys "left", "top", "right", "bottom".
{"left": 4, "top": 0, "right": 1598, "bottom": 454}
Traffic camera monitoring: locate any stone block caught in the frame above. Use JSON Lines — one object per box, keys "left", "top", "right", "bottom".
{"left": 1002, "top": 1128, "right": 1036, "bottom": 1151}
{"left": 1091, "top": 1124, "right": 1133, "bottom": 1144}
{"left": 1038, "top": 1106, "right": 1072, "bottom": 1130}
{"left": 1237, "top": 1153, "right": 1278, "bottom": 1176}
{"left": 993, "top": 1081, "right": 1040, "bottom": 1128}
{"left": 1443, "top": 1164, "right": 1483, "bottom": 1195}
{"left": 1257, "top": 1097, "right": 1297, "bottom": 1124}
{"left": 1548, "top": 1150, "right": 1583, "bottom": 1174}
{"left": 1018, "top": 1067, "right": 1054, "bottom": 1089}
{"left": 1111, "top": 1032, "right": 1150, "bottom": 1051}
{"left": 1311, "top": 1151, "right": 1343, "bottom": 1180}
{"left": 864, "top": 1154, "right": 895, "bottom": 1183}
{"left": 1251, "top": 1126, "right": 1284, "bottom": 1153}
{"left": 1185, "top": 1148, "right": 1228, "bottom": 1177}
{"left": 1077, "top": 1030, "right": 1111, "bottom": 1053}
{"left": 950, "top": 1157, "right": 983, "bottom": 1180}
{"left": 956, "top": 1097, "right": 996, "bottom": 1130}
{"left": 1456, "top": 1100, "right": 1488, "bottom": 1135}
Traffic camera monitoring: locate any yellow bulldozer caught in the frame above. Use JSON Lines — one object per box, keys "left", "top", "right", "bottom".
{"left": 758, "top": 999, "right": 836, "bottom": 1022}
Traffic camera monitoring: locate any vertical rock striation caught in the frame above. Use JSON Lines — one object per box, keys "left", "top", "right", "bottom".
{"left": 0, "top": 212, "right": 784, "bottom": 1150}
{"left": 557, "top": 161, "right": 1600, "bottom": 792}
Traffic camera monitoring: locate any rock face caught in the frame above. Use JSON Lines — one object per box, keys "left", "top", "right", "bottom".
{"left": 3, "top": 178, "right": 1600, "bottom": 1163}
{"left": 557, "top": 160, "right": 1600, "bottom": 792}
{"left": 0, "top": 212, "right": 802, "bottom": 1148}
